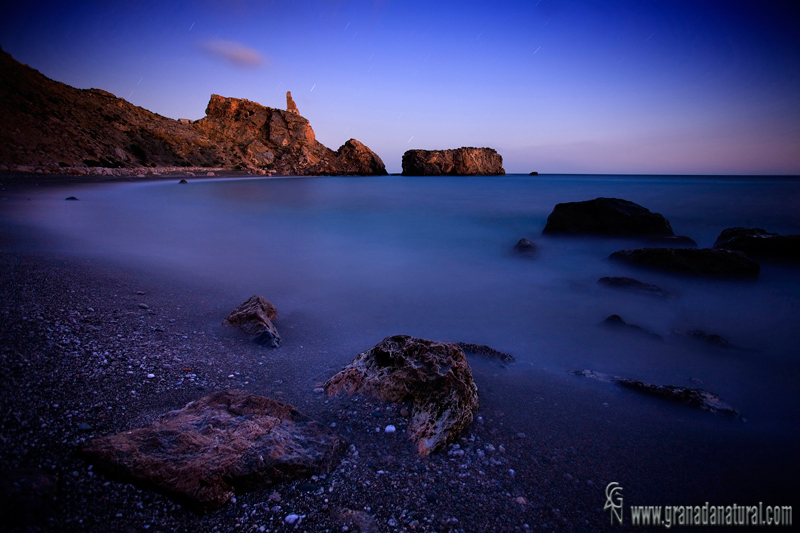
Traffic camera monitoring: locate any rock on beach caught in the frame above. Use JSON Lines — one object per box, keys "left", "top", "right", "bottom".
{"left": 223, "top": 295, "right": 281, "bottom": 347}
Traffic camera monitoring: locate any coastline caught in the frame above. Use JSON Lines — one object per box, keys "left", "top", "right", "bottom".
{"left": 1, "top": 182, "right": 798, "bottom": 532}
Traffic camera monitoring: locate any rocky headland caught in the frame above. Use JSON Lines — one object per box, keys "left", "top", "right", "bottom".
{"left": 401, "top": 147, "right": 504, "bottom": 176}
{"left": 0, "top": 48, "right": 386, "bottom": 177}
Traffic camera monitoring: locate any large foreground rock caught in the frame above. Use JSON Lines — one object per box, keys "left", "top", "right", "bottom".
{"left": 223, "top": 295, "right": 281, "bottom": 347}
{"left": 401, "top": 147, "right": 504, "bottom": 175}
{"left": 542, "top": 197, "right": 674, "bottom": 237}
{"left": 570, "top": 370, "right": 742, "bottom": 419}
{"left": 324, "top": 335, "right": 479, "bottom": 456}
{"left": 713, "top": 227, "right": 800, "bottom": 263}
{"left": 609, "top": 248, "right": 760, "bottom": 278}
{"left": 81, "top": 390, "right": 347, "bottom": 508}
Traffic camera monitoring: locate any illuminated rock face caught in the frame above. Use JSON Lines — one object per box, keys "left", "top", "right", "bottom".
{"left": 324, "top": 335, "right": 479, "bottom": 456}
{"left": 81, "top": 390, "right": 347, "bottom": 508}
{"left": 401, "top": 147, "right": 505, "bottom": 175}
{"left": 0, "top": 47, "right": 386, "bottom": 175}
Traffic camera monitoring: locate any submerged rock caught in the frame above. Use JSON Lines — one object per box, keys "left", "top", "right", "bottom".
{"left": 81, "top": 390, "right": 347, "bottom": 508}
{"left": 569, "top": 370, "right": 742, "bottom": 419}
{"left": 223, "top": 295, "right": 281, "bottom": 347}
{"left": 713, "top": 227, "right": 800, "bottom": 263}
{"left": 645, "top": 235, "right": 698, "bottom": 248}
{"left": 324, "top": 335, "right": 479, "bottom": 456}
{"left": 542, "top": 197, "right": 674, "bottom": 237}
{"left": 597, "top": 276, "right": 673, "bottom": 299}
{"left": 672, "top": 329, "right": 733, "bottom": 349}
{"left": 401, "top": 147, "right": 504, "bottom": 176}
{"left": 456, "top": 342, "right": 515, "bottom": 363}
{"left": 609, "top": 248, "right": 760, "bottom": 278}
{"left": 513, "top": 238, "right": 537, "bottom": 255}
{"left": 601, "top": 314, "right": 663, "bottom": 341}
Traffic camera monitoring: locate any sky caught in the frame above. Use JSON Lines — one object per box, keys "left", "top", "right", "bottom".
{"left": 2, "top": 0, "right": 799, "bottom": 175}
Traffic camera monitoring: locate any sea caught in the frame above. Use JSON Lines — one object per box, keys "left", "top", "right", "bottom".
{"left": 3, "top": 173, "right": 799, "bottom": 505}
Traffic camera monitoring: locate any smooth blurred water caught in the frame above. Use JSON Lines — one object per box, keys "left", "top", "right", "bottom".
{"left": 4, "top": 174, "right": 800, "bottom": 434}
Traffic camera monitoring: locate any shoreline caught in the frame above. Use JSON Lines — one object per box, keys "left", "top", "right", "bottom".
{"left": 1, "top": 189, "right": 798, "bottom": 532}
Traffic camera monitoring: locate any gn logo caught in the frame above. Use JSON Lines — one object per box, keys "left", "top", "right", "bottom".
{"left": 605, "top": 482, "right": 624, "bottom": 525}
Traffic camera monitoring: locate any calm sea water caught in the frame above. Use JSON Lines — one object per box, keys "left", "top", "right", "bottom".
{"left": 4, "top": 174, "right": 800, "bottom": 436}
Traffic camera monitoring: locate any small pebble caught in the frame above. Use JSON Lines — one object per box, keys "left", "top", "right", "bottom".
{"left": 146, "top": 373, "right": 155, "bottom": 379}
{"left": 285, "top": 513, "right": 300, "bottom": 524}
{"left": 385, "top": 425, "right": 396, "bottom": 433}
{"left": 138, "top": 303, "right": 150, "bottom": 310}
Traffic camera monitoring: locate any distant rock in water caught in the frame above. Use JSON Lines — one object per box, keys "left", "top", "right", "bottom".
{"left": 513, "top": 238, "right": 537, "bottom": 255}
{"left": 542, "top": 198, "right": 674, "bottom": 237}
{"left": 65, "top": 196, "right": 78, "bottom": 201}
{"left": 672, "top": 329, "right": 733, "bottom": 349}
{"left": 178, "top": 179, "right": 188, "bottom": 184}
{"left": 456, "top": 342, "right": 515, "bottom": 363}
{"left": 401, "top": 147, "right": 504, "bottom": 176}
{"left": 81, "top": 390, "right": 347, "bottom": 508}
{"left": 569, "top": 370, "right": 743, "bottom": 419}
{"left": 645, "top": 235, "right": 698, "bottom": 248}
{"left": 324, "top": 335, "right": 479, "bottom": 456}
{"left": 529, "top": 171, "right": 539, "bottom": 175}
{"left": 609, "top": 248, "right": 760, "bottom": 279}
{"left": 713, "top": 227, "right": 800, "bottom": 263}
{"left": 223, "top": 295, "right": 281, "bottom": 347}
{"left": 601, "top": 314, "right": 663, "bottom": 341}
{"left": 0, "top": 47, "right": 385, "bottom": 175}
{"left": 598, "top": 276, "right": 673, "bottom": 299}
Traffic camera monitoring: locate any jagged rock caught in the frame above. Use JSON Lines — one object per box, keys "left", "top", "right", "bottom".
{"left": 401, "top": 147, "right": 504, "bottom": 176}
{"left": 286, "top": 91, "right": 299, "bottom": 115}
{"left": 0, "top": 47, "right": 385, "bottom": 175}
{"left": 223, "top": 295, "right": 281, "bottom": 347}
{"left": 569, "top": 370, "right": 742, "bottom": 419}
{"left": 646, "top": 235, "right": 698, "bottom": 248}
{"left": 713, "top": 227, "right": 800, "bottom": 263}
{"left": 542, "top": 198, "right": 674, "bottom": 237}
{"left": 456, "top": 342, "right": 515, "bottom": 363}
{"left": 609, "top": 248, "right": 760, "bottom": 278}
{"left": 81, "top": 390, "right": 347, "bottom": 508}
{"left": 324, "top": 335, "right": 479, "bottom": 456}
{"left": 672, "top": 329, "right": 732, "bottom": 349}
{"left": 513, "top": 238, "right": 537, "bottom": 255}
{"left": 597, "top": 276, "right": 672, "bottom": 299}
{"left": 601, "top": 315, "right": 663, "bottom": 341}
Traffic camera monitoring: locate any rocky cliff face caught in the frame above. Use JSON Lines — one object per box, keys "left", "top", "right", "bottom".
{"left": 401, "top": 147, "right": 504, "bottom": 176}
{"left": 0, "top": 47, "right": 386, "bottom": 176}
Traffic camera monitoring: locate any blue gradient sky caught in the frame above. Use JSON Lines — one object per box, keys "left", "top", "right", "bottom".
{"left": 2, "top": 0, "right": 799, "bottom": 174}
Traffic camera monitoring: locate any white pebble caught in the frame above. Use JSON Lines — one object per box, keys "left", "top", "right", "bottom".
{"left": 385, "top": 425, "right": 396, "bottom": 433}
{"left": 146, "top": 373, "right": 155, "bottom": 379}
{"left": 285, "top": 513, "right": 300, "bottom": 524}
{"left": 508, "top": 469, "right": 515, "bottom": 476}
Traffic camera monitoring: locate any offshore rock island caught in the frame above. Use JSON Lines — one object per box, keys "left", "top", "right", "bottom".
{"left": 402, "top": 147, "right": 504, "bottom": 176}
{"left": 0, "top": 48, "right": 386, "bottom": 176}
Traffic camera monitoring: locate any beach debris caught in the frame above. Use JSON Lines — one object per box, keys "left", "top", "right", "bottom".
{"left": 609, "top": 247, "right": 760, "bottom": 278}
{"left": 81, "top": 390, "right": 347, "bottom": 508}
{"left": 600, "top": 314, "right": 663, "bottom": 341}
{"left": 713, "top": 227, "right": 800, "bottom": 263}
{"left": 456, "top": 342, "right": 516, "bottom": 363}
{"left": 542, "top": 197, "right": 674, "bottom": 237}
{"left": 597, "top": 276, "right": 673, "bottom": 299}
{"left": 223, "top": 294, "right": 280, "bottom": 347}
{"left": 569, "top": 370, "right": 743, "bottom": 419}
{"left": 324, "top": 335, "right": 479, "bottom": 456}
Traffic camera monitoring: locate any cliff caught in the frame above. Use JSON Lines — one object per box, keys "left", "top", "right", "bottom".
{"left": 401, "top": 147, "right": 504, "bottom": 176}
{"left": 0, "top": 48, "right": 386, "bottom": 176}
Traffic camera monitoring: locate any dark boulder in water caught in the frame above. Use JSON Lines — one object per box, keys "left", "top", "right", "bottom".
{"left": 512, "top": 238, "right": 537, "bottom": 255}
{"left": 569, "top": 369, "right": 743, "bottom": 419}
{"left": 672, "top": 329, "right": 733, "bottom": 349}
{"left": 457, "top": 342, "right": 515, "bottom": 363}
{"left": 542, "top": 197, "right": 674, "bottom": 237}
{"left": 223, "top": 295, "right": 281, "bottom": 347}
{"left": 598, "top": 276, "right": 673, "bottom": 299}
{"left": 609, "top": 248, "right": 760, "bottom": 279}
{"left": 713, "top": 227, "right": 800, "bottom": 263}
{"left": 645, "top": 235, "right": 697, "bottom": 248}
{"left": 178, "top": 178, "right": 188, "bottom": 184}
{"left": 600, "top": 314, "right": 663, "bottom": 341}
{"left": 65, "top": 196, "right": 78, "bottom": 200}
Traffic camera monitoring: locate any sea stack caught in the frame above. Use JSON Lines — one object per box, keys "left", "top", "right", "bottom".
{"left": 286, "top": 91, "right": 299, "bottom": 115}
{"left": 402, "top": 147, "right": 504, "bottom": 176}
